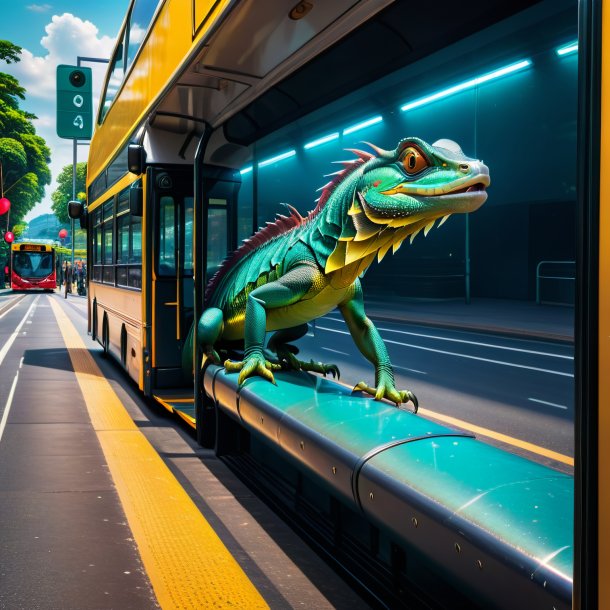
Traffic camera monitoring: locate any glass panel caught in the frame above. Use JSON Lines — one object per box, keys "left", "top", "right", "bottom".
{"left": 237, "top": 172, "right": 254, "bottom": 243}
{"left": 116, "top": 215, "right": 129, "bottom": 263}
{"left": 130, "top": 217, "right": 142, "bottom": 263}
{"left": 116, "top": 266, "right": 128, "bottom": 287}
{"left": 206, "top": 208, "right": 227, "bottom": 278}
{"left": 13, "top": 252, "right": 53, "bottom": 279}
{"left": 103, "top": 199, "right": 114, "bottom": 221}
{"left": 126, "top": 0, "right": 159, "bottom": 70}
{"left": 103, "top": 223, "right": 113, "bottom": 264}
{"left": 128, "top": 267, "right": 142, "bottom": 289}
{"left": 158, "top": 196, "right": 176, "bottom": 276}
{"left": 99, "top": 35, "right": 125, "bottom": 123}
{"left": 102, "top": 266, "right": 114, "bottom": 284}
{"left": 117, "top": 188, "right": 130, "bottom": 215}
{"left": 184, "top": 197, "right": 194, "bottom": 275}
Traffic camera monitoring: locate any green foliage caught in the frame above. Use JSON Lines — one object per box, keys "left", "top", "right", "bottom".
{"left": 51, "top": 162, "right": 87, "bottom": 224}
{"left": 11, "top": 222, "right": 26, "bottom": 238}
{"left": 0, "top": 39, "right": 51, "bottom": 227}
{"left": 0, "top": 40, "right": 22, "bottom": 64}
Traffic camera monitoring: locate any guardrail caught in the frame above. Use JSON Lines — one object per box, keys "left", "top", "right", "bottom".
{"left": 536, "top": 260, "right": 575, "bottom": 305}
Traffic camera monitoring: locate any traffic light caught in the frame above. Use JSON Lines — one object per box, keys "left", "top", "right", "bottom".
{"left": 56, "top": 65, "right": 93, "bottom": 139}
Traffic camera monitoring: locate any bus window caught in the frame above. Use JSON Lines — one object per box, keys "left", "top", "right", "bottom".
{"left": 184, "top": 198, "right": 194, "bottom": 276}
{"left": 207, "top": 208, "right": 227, "bottom": 277}
{"left": 159, "top": 196, "right": 176, "bottom": 276}
{"left": 99, "top": 36, "right": 125, "bottom": 123}
{"left": 117, "top": 214, "right": 130, "bottom": 264}
{"left": 126, "top": 0, "right": 160, "bottom": 71}
{"left": 131, "top": 217, "right": 142, "bottom": 264}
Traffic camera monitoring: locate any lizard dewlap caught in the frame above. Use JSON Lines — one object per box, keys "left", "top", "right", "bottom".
{"left": 183, "top": 137, "right": 489, "bottom": 408}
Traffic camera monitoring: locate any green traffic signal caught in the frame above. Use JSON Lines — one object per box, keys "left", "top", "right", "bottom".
{"left": 56, "top": 65, "right": 93, "bottom": 139}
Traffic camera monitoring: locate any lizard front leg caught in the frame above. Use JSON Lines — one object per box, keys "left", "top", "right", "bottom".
{"left": 225, "top": 265, "right": 317, "bottom": 386}
{"left": 339, "top": 280, "right": 418, "bottom": 412}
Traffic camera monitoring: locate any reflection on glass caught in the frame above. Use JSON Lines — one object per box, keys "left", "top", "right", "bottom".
{"left": 13, "top": 252, "right": 53, "bottom": 279}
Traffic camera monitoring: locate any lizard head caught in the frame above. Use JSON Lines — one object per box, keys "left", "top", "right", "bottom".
{"left": 352, "top": 137, "right": 489, "bottom": 236}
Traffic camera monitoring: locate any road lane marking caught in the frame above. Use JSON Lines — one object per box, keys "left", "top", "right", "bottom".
{"left": 48, "top": 296, "right": 268, "bottom": 610}
{"left": 0, "top": 297, "right": 38, "bottom": 368}
{"left": 321, "top": 347, "right": 349, "bottom": 356}
{"left": 321, "top": 315, "right": 573, "bottom": 360}
{"left": 0, "top": 372, "right": 19, "bottom": 444}
{"left": 0, "top": 295, "right": 25, "bottom": 319}
{"left": 394, "top": 365, "right": 427, "bottom": 375}
{"left": 315, "top": 325, "right": 574, "bottom": 378}
{"left": 528, "top": 397, "right": 568, "bottom": 410}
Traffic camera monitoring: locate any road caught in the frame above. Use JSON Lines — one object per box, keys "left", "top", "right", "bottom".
{"left": 296, "top": 311, "right": 574, "bottom": 473}
{"left": 0, "top": 290, "right": 574, "bottom": 476}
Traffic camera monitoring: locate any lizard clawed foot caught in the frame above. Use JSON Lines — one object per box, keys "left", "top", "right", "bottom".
{"left": 273, "top": 346, "right": 340, "bottom": 379}
{"left": 302, "top": 359, "right": 340, "bottom": 379}
{"left": 353, "top": 381, "right": 418, "bottom": 413}
{"left": 225, "top": 353, "right": 282, "bottom": 386}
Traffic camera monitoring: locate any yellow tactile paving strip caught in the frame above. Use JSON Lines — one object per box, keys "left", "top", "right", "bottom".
{"left": 49, "top": 297, "right": 268, "bottom": 609}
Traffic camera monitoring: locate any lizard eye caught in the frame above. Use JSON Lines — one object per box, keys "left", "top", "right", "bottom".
{"left": 402, "top": 147, "right": 428, "bottom": 175}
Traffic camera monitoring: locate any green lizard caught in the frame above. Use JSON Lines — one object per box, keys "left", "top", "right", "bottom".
{"left": 185, "top": 137, "right": 489, "bottom": 409}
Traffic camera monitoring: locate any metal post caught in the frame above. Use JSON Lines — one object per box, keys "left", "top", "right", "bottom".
{"left": 193, "top": 127, "right": 213, "bottom": 448}
{"left": 72, "top": 138, "right": 76, "bottom": 266}
{"left": 464, "top": 213, "right": 471, "bottom": 304}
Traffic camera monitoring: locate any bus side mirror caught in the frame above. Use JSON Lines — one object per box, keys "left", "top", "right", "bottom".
{"left": 79, "top": 209, "right": 88, "bottom": 229}
{"left": 129, "top": 184, "right": 143, "bottom": 216}
{"left": 128, "top": 144, "right": 146, "bottom": 174}
{"left": 68, "top": 200, "right": 83, "bottom": 219}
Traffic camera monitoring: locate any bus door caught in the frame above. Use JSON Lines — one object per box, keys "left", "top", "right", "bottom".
{"left": 152, "top": 166, "right": 195, "bottom": 387}
{"left": 200, "top": 166, "right": 240, "bottom": 287}
{"left": 151, "top": 165, "right": 239, "bottom": 389}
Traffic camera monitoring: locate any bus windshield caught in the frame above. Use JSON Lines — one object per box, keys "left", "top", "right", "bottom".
{"left": 13, "top": 251, "right": 53, "bottom": 279}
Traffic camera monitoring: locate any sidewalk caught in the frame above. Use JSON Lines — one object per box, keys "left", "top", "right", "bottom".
{"left": 364, "top": 297, "right": 574, "bottom": 343}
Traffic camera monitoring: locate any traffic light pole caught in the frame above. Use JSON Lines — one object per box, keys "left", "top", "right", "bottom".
{"left": 67, "top": 56, "right": 108, "bottom": 266}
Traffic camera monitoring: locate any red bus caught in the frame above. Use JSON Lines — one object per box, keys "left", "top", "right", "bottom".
{"left": 11, "top": 242, "right": 56, "bottom": 292}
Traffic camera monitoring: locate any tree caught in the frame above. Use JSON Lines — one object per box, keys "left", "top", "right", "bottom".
{"left": 0, "top": 39, "right": 51, "bottom": 228}
{"left": 51, "top": 162, "right": 87, "bottom": 224}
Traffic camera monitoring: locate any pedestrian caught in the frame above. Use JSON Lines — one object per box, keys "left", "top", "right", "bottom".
{"left": 64, "top": 261, "right": 72, "bottom": 299}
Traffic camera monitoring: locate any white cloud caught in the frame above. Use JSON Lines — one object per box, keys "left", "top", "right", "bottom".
{"left": 26, "top": 4, "right": 53, "bottom": 13}
{"left": 2, "top": 13, "right": 117, "bottom": 222}
{"left": 12, "top": 13, "right": 115, "bottom": 101}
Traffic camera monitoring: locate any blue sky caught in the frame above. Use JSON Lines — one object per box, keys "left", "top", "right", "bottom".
{"left": 1, "top": 1, "right": 130, "bottom": 221}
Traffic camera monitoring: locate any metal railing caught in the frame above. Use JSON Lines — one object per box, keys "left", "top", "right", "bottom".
{"left": 536, "top": 260, "right": 575, "bottom": 305}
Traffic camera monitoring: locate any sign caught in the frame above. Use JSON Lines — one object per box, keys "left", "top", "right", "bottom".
{"left": 56, "top": 65, "right": 93, "bottom": 139}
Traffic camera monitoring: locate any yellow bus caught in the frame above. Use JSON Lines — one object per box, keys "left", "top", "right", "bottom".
{"left": 74, "top": 0, "right": 608, "bottom": 606}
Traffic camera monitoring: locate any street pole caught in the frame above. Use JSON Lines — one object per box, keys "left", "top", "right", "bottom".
{"left": 72, "top": 137, "right": 76, "bottom": 266}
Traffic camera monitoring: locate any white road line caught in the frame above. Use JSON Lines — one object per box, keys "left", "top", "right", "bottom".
{"left": 394, "top": 365, "right": 427, "bottom": 375}
{"left": 321, "top": 347, "right": 350, "bottom": 356}
{"left": 0, "top": 372, "right": 19, "bottom": 444}
{"left": 315, "top": 325, "right": 574, "bottom": 378}
{"left": 320, "top": 315, "right": 572, "bottom": 360}
{"left": 0, "top": 297, "right": 22, "bottom": 320}
{"left": 528, "top": 398, "right": 569, "bottom": 410}
{"left": 0, "top": 297, "right": 38, "bottom": 368}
